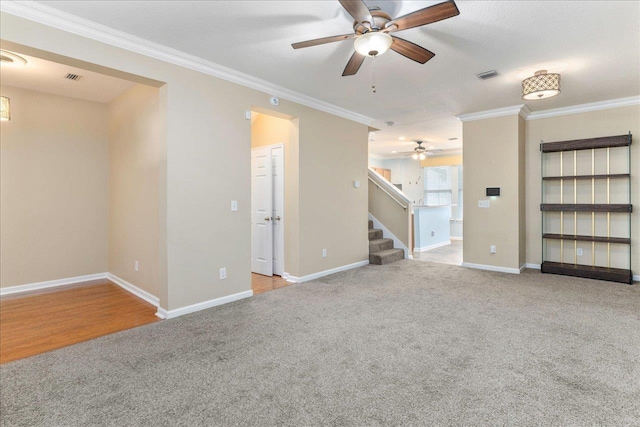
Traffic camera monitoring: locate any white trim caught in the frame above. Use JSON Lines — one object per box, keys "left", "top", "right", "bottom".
{"left": 106, "top": 273, "right": 159, "bottom": 307}
{"left": 526, "top": 96, "right": 640, "bottom": 120}
{"left": 633, "top": 275, "right": 640, "bottom": 283}
{"left": 461, "top": 262, "right": 522, "bottom": 275}
{"left": 0, "top": 1, "right": 373, "bottom": 126}
{"left": 283, "top": 260, "right": 370, "bottom": 283}
{"left": 413, "top": 240, "right": 451, "bottom": 253}
{"left": 457, "top": 105, "right": 527, "bottom": 122}
{"left": 450, "top": 236, "right": 463, "bottom": 241}
{"left": 525, "top": 263, "right": 541, "bottom": 270}
{"left": 155, "top": 290, "right": 253, "bottom": 320}
{"left": 0, "top": 272, "right": 108, "bottom": 296}
{"left": 368, "top": 213, "right": 410, "bottom": 259}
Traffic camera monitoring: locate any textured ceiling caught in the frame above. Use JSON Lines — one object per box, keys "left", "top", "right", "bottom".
{"left": 33, "top": 1, "right": 640, "bottom": 155}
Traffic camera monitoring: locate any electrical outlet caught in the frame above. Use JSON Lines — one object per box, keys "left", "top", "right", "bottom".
{"left": 478, "top": 200, "right": 490, "bottom": 208}
{"left": 231, "top": 200, "right": 238, "bottom": 212}
{"left": 322, "top": 249, "right": 327, "bottom": 258}
{"left": 219, "top": 267, "right": 227, "bottom": 280}
{"left": 135, "top": 260, "right": 139, "bottom": 271}
{"left": 577, "top": 248, "right": 583, "bottom": 256}
{"left": 490, "top": 245, "right": 496, "bottom": 254}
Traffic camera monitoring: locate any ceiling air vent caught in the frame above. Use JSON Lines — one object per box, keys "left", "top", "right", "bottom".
{"left": 65, "top": 73, "right": 82, "bottom": 81}
{"left": 475, "top": 70, "right": 499, "bottom": 80}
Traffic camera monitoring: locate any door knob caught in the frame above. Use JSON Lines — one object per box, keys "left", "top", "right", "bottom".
{"left": 275, "top": 216, "right": 281, "bottom": 221}
{"left": 264, "top": 217, "right": 270, "bottom": 221}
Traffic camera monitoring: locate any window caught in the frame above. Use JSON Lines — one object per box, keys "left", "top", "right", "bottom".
{"left": 424, "top": 166, "right": 452, "bottom": 205}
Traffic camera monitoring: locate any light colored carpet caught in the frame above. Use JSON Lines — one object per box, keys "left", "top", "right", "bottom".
{"left": 1, "top": 260, "right": 639, "bottom": 426}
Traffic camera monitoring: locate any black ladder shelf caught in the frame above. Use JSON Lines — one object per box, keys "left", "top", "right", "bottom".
{"left": 540, "top": 133, "right": 633, "bottom": 284}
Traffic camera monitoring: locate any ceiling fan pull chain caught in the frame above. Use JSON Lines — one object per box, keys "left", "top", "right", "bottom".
{"left": 371, "top": 55, "right": 377, "bottom": 93}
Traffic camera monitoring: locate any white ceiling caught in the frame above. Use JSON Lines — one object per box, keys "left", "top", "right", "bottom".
{"left": 33, "top": 1, "right": 640, "bottom": 155}
{"left": 0, "top": 51, "right": 136, "bottom": 103}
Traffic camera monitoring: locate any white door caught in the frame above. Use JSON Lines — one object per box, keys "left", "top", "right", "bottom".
{"left": 271, "top": 146, "right": 284, "bottom": 276}
{"left": 251, "top": 147, "right": 273, "bottom": 276}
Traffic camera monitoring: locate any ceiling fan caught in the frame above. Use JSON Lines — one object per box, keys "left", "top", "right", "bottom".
{"left": 401, "top": 141, "right": 442, "bottom": 160}
{"left": 292, "top": 0, "right": 460, "bottom": 76}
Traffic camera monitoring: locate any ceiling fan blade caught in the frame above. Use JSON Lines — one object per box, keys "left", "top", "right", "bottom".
{"left": 339, "top": 0, "right": 375, "bottom": 26}
{"left": 390, "top": 36, "right": 435, "bottom": 64}
{"left": 342, "top": 51, "right": 366, "bottom": 76}
{"left": 292, "top": 34, "right": 356, "bottom": 49}
{"left": 386, "top": 0, "right": 460, "bottom": 32}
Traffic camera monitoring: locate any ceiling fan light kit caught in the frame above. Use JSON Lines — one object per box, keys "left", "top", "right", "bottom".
{"left": 522, "top": 70, "right": 561, "bottom": 100}
{"left": 354, "top": 32, "right": 392, "bottom": 57}
{"left": 291, "top": 0, "right": 460, "bottom": 77}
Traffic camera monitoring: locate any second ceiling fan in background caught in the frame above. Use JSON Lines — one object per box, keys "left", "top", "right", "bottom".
{"left": 292, "top": 0, "right": 460, "bottom": 76}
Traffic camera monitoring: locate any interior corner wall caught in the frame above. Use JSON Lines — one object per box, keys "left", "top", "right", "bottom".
{"left": 108, "top": 84, "right": 161, "bottom": 300}
{"left": 2, "top": 13, "right": 369, "bottom": 311}
{"left": 525, "top": 105, "right": 640, "bottom": 273}
{"left": 519, "top": 115, "right": 526, "bottom": 267}
{"left": 0, "top": 85, "right": 109, "bottom": 287}
{"left": 462, "top": 114, "right": 523, "bottom": 270}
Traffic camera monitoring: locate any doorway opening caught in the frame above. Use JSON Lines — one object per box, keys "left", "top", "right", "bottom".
{"left": 250, "top": 110, "right": 296, "bottom": 294}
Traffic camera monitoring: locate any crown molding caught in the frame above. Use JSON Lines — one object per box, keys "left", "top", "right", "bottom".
{"left": 525, "top": 96, "right": 640, "bottom": 120}
{"left": 0, "top": 1, "right": 374, "bottom": 126}
{"left": 457, "top": 105, "right": 527, "bottom": 122}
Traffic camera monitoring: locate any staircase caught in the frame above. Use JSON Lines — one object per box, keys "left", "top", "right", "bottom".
{"left": 368, "top": 220, "right": 405, "bottom": 265}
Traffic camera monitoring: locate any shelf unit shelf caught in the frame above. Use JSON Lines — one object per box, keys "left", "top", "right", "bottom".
{"left": 542, "top": 173, "right": 630, "bottom": 181}
{"left": 540, "top": 133, "right": 633, "bottom": 285}
{"left": 540, "top": 204, "right": 632, "bottom": 213}
{"left": 541, "top": 262, "right": 632, "bottom": 284}
{"left": 542, "top": 234, "right": 631, "bottom": 245}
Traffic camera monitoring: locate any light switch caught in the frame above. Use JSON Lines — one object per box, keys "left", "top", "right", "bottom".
{"left": 231, "top": 200, "right": 238, "bottom": 211}
{"left": 353, "top": 180, "right": 360, "bottom": 188}
{"left": 478, "top": 200, "right": 490, "bottom": 208}
{"left": 245, "top": 110, "right": 251, "bottom": 120}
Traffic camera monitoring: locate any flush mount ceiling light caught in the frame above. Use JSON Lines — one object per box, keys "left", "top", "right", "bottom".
{"left": 0, "top": 97, "right": 11, "bottom": 122}
{"left": 0, "top": 50, "right": 27, "bottom": 67}
{"left": 522, "top": 70, "right": 561, "bottom": 100}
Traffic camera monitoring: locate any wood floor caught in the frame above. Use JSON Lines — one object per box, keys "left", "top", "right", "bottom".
{"left": 1, "top": 274, "right": 291, "bottom": 364}
{"left": 0, "top": 279, "right": 159, "bottom": 364}
{"left": 251, "top": 273, "right": 291, "bottom": 295}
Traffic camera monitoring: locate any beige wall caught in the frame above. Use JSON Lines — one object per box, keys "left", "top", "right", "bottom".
{"left": 1, "top": 13, "right": 369, "bottom": 309}
{"left": 525, "top": 105, "right": 639, "bottom": 272}
{"left": 463, "top": 114, "right": 525, "bottom": 270}
{"left": 108, "top": 84, "right": 161, "bottom": 298}
{"left": 0, "top": 86, "right": 109, "bottom": 287}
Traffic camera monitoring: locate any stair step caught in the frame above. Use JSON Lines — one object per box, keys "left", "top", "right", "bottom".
{"left": 368, "top": 220, "right": 373, "bottom": 230}
{"left": 369, "top": 238, "right": 394, "bottom": 253}
{"left": 368, "top": 229, "right": 383, "bottom": 240}
{"left": 370, "top": 248, "right": 405, "bottom": 265}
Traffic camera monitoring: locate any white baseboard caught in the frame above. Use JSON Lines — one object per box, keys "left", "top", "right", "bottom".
{"left": 106, "top": 273, "right": 159, "bottom": 307}
{"left": 283, "top": 260, "right": 370, "bottom": 283}
{"left": 414, "top": 240, "right": 451, "bottom": 253}
{"left": 0, "top": 272, "right": 108, "bottom": 296}
{"left": 368, "top": 213, "right": 410, "bottom": 259}
{"left": 461, "top": 262, "right": 523, "bottom": 275}
{"left": 450, "top": 236, "right": 463, "bottom": 241}
{"left": 155, "top": 290, "right": 253, "bottom": 319}
{"left": 525, "top": 263, "right": 541, "bottom": 270}
{"left": 634, "top": 275, "right": 639, "bottom": 283}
